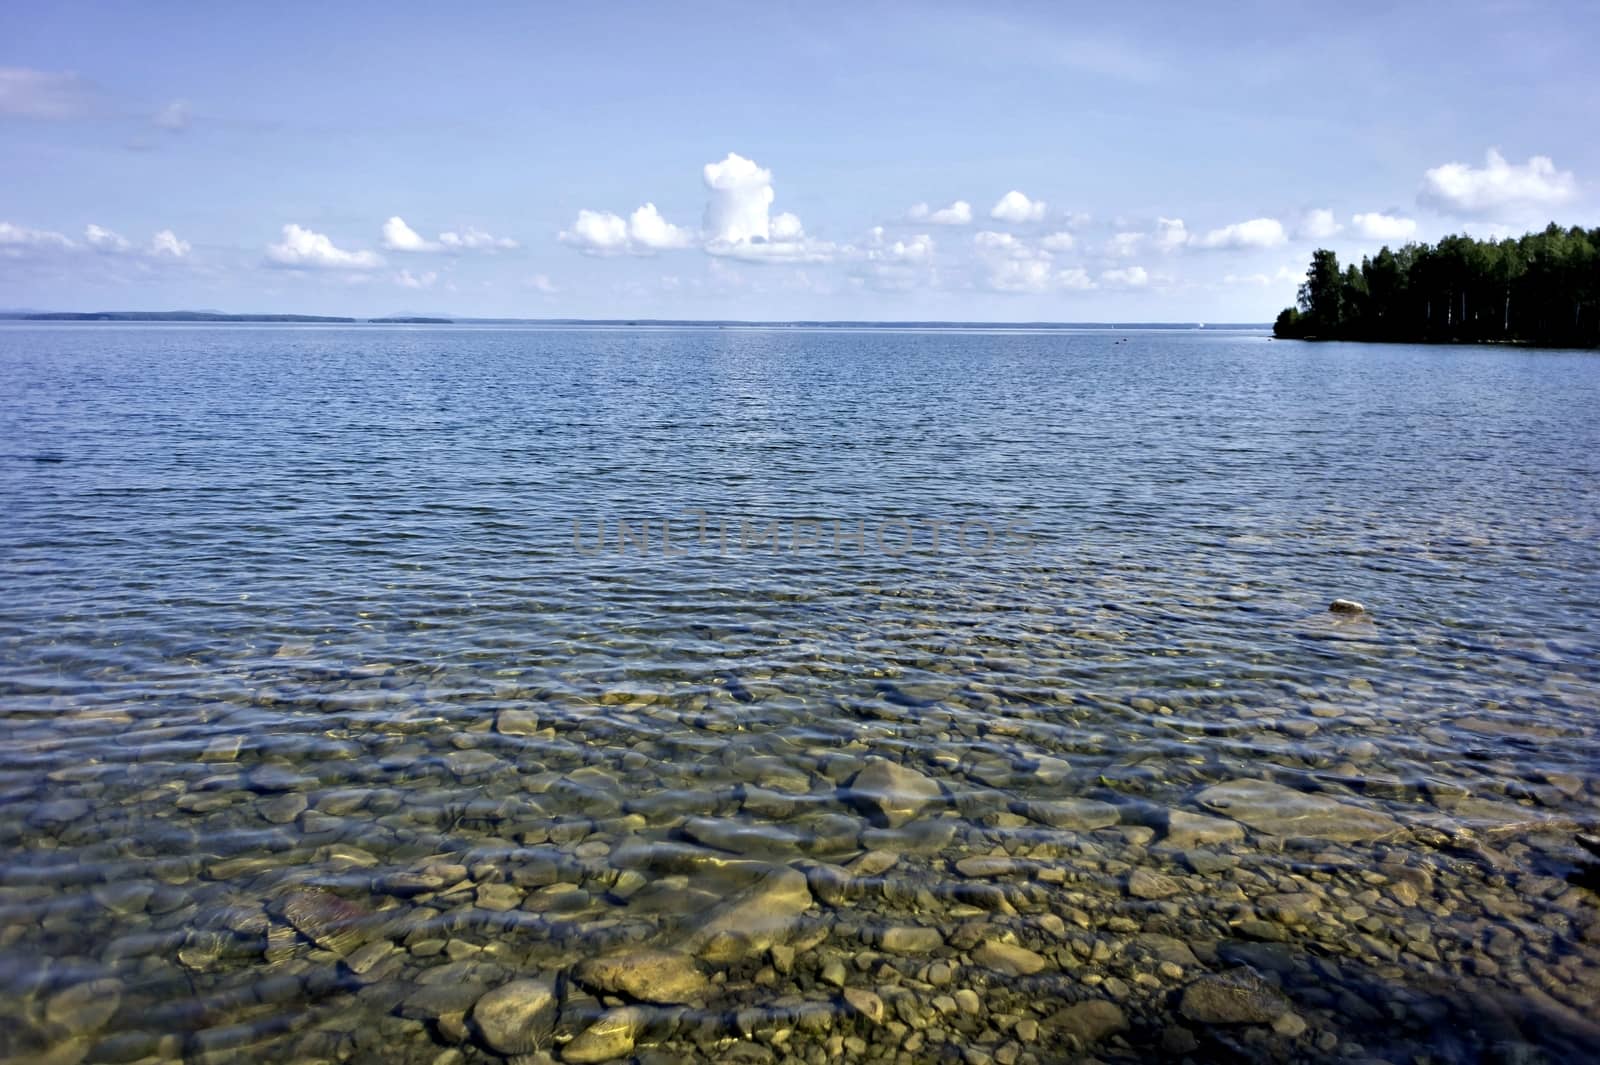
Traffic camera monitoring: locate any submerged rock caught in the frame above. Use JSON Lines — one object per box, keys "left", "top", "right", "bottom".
{"left": 1194, "top": 778, "right": 1402, "bottom": 842}
{"left": 574, "top": 949, "right": 708, "bottom": 1005}
{"left": 845, "top": 759, "right": 942, "bottom": 828}
{"left": 471, "top": 977, "right": 558, "bottom": 1055}
{"left": 1127, "top": 868, "right": 1181, "bottom": 900}
{"left": 690, "top": 866, "right": 813, "bottom": 962}
{"left": 1051, "top": 1000, "right": 1127, "bottom": 1044}
{"left": 1165, "top": 809, "right": 1245, "bottom": 848}
{"left": 1178, "top": 967, "right": 1292, "bottom": 1025}
{"left": 278, "top": 888, "right": 371, "bottom": 956}
{"left": 972, "top": 938, "right": 1047, "bottom": 976}
{"left": 1018, "top": 797, "right": 1120, "bottom": 831}
{"left": 563, "top": 1006, "right": 648, "bottom": 1063}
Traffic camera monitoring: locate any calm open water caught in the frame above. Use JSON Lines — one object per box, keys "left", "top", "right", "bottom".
{"left": 1, "top": 324, "right": 1598, "bottom": 1064}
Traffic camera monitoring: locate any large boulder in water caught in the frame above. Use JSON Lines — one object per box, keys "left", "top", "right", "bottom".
{"left": 845, "top": 759, "right": 943, "bottom": 828}
{"left": 1194, "top": 778, "right": 1402, "bottom": 842}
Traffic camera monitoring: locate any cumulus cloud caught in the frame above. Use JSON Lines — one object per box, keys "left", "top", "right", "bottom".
{"left": 1100, "top": 266, "right": 1149, "bottom": 288}
{"left": 386, "top": 216, "right": 518, "bottom": 253}
{"left": 0, "top": 68, "right": 96, "bottom": 119}
{"left": 149, "top": 229, "right": 190, "bottom": 258}
{"left": 1296, "top": 208, "right": 1343, "bottom": 240}
{"left": 703, "top": 152, "right": 776, "bottom": 243}
{"left": 866, "top": 226, "right": 933, "bottom": 263}
{"left": 85, "top": 224, "right": 133, "bottom": 253}
{"left": 697, "top": 152, "right": 839, "bottom": 262}
{"left": 560, "top": 204, "right": 692, "bottom": 256}
{"left": 1192, "top": 217, "right": 1287, "bottom": 249}
{"left": 266, "top": 224, "right": 383, "bottom": 270}
{"left": 974, "top": 230, "right": 1046, "bottom": 260}
{"left": 559, "top": 209, "right": 629, "bottom": 255}
{"left": 908, "top": 200, "right": 973, "bottom": 225}
{"left": 1351, "top": 212, "right": 1418, "bottom": 241}
{"left": 382, "top": 216, "right": 441, "bottom": 252}
{"left": 1154, "top": 217, "right": 1189, "bottom": 252}
{"left": 154, "top": 99, "right": 191, "bottom": 132}
{"left": 1105, "top": 232, "right": 1142, "bottom": 258}
{"left": 972, "top": 229, "right": 1091, "bottom": 292}
{"left": 990, "top": 190, "right": 1047, "bottom": 224}
{"left": 770, "top": 212, "right": 805, "bottom": 241}
{"left": 439, "top": 226, "right": 519, "bottom": 251}
{"left": 85, "top": 224, "right": 191, "bottom": 259}
{"left": 623, "top": 203, "right": 694, "bottom": 251}
{"left": 1420, "top": 149, "right": 1577, "bottom": 217}
{"left": 395, "top": 269, "right": 438, "bottom": 289}
{"left": 1040, "top": 231, "right": 1076, "bottom": 252}
{"left": 526, "top": 273, "right": 558, "bottom": 294}
{"left": 0, "top": 221, "right": 75, "bottom": 255}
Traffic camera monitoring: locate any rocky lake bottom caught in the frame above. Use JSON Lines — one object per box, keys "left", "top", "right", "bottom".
{"left": 1, "top": 325, "right": 1598, "bottom": 1063}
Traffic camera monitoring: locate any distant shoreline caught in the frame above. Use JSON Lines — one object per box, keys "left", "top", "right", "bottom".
{"left": 0, "top": 312, "right": 1267, "bottom": 330}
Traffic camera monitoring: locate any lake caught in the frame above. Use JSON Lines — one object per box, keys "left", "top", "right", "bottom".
{"left": 1, "top": 323, "right": 1598, "bottom": 1063}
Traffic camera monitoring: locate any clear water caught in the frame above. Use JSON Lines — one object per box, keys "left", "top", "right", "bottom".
{"left": 1, "top": 324, "right": 1598, "bottom": 1063}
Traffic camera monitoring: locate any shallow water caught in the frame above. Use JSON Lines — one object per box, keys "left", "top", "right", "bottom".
{"left": 1, "top": 323, "right": 1598, "bottom": 1064}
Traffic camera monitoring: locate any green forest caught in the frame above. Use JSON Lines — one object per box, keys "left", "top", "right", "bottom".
{"left": 1273, "top": 223, "right": 1600, "bottom": 347}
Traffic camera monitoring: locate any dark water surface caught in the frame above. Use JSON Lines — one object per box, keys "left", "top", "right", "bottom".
{"left": 1, "top": 324, "right": 1598, "bottom": 1064}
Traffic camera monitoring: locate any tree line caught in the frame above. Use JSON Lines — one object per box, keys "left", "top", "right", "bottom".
{"left": 1273, "top": 223, "right": 1600, "bottom": 347}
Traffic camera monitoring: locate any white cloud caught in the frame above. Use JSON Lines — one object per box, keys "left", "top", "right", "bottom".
{"left": 1154, "top": 217, "right": 1189, "bottom": 251}
{"left": 439, "top": 226, "right": 518, "bottom": 252}
{"left": 990, "top": 190, "right": 1047, "bottom": 224}
{"left": 865, "top": 226, "right": 933, "bottom": 263}
{"left": 703, "top": 152, "right": 776, "bottom": 243}
{"left": 0, "top": 221, "right": 75, "bottom": 255}
{"left": 559, "top": 209, "right": 630, "bottom": 255}
{"left": 973, "top": 229, "right": 1090, "bottom": 292}
{"left": 974, "top": 230, "right": 1046, "bottom": 260}
{"left": 1297, "top": 208, "right": 1343, "bottom": 240}
{"left": 908, "top": 200, "right": 973, "bottom": 225}
{"left": 0, "top": 68, "right": 94, "bottom": 119}
{"left": 1192, "top": 217, "right": 1287, "bottom": 249}
{"left": 1351, "top": 212, "right": 1418, "bottom": 241}
{"left": 1100, "top": 266, "right": 1149, "bottom": 288}
{"left": 85, "top": 224, "right": 133, "bottom": 253}
{"left": 395, "top": 269, "right": 438, "bottom": 289}
{"left": 387, "top": 217, "right": 518, "bottom": 253}
{"left": 560, "top": 204, "right": 691, "bottom": 255}
{"left": 266, "top": 224, "right": 384, "bottom": 269}
{"left": 1040, "top": 231, "right": 1076, "bottom": 252}
{"left": 526, "top": 273, "right": 558, "bottom": 294}
{"left": 625, "top": 203, "right": 693, "bottom": 251}
{"left": 1105, "top": 232, "right": 1142, "bottom": 258}
{"left": 706, "top": 236, "right": 838, "bottom": 264}
{"left": 770, "top": 211, "right": 805, "bottom": 242}
{"left": 1420, "top": 149, "right": 1577, "bottom": 217}
{"left": 699, "top": 152, "right": 839, "bottom": 262}
{"left": 83, "top": 224, "right": 190, "bottom": 259}
{"left": 149, "top": 229, "right": 190, "bottom": 258}
{"left": 382, "top": 216, "right": 441, "bottom": 252}
{"left": 154, "top": 99, "right": 191, "bottom": 132}
{"left": 986, "top": 259, "right": 1055, "bottom": 292}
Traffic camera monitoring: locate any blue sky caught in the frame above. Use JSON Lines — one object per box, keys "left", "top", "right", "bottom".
{"left": 3, "top": 0, "right": 1596, "bottom": 320}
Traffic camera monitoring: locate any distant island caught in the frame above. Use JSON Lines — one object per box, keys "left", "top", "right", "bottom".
{"left": 1274, "top": 223, "right": 1600, "bottom": 348}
